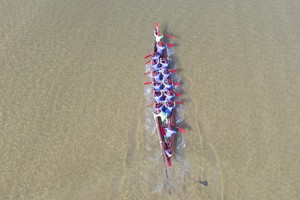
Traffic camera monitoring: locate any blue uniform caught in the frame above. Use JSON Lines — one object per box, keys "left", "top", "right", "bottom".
{"left": 155, "top": 103, "right": 164, "bottom": 112}
{"left": 152, "top": 82, "right": 163, "bottom": 91}
{"left": 151, "top": 53, "right": 159, "bottom": 62}
{"left": 150, "top": 61, "right": 160, "bottom": 71}
{"left": 160, "top": 59, "right": 169, "bottom": 69}
{"left": 165, "top": 91, "right": 175, "bottom": 101}
{"left": 165, "top": 101, "right": 175, "bottom": 116}
{"left": 163, "top": 80, "right": 173, "bottom": 91}
{"left": 152, "top": 72, "right": 162, "bottom": 83}
{"left": 156, "top": 43, "right": 166, "bottom": 55}
{"left": 162, "top": 69, "right": 171, "bottom": 80}
{"left": 153, "top": 91, "right": 164, "bottom": 103}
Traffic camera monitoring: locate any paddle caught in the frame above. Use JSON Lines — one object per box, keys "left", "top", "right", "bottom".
{"left": 166, "top": 43, "right": 174, "bottom": 47}
{"left": 144, "top": 54, "right": 152, "bottom": 59}
{"left": 175, "top": 102, "right": 184, "bottom": 105}
{"left": 144, "top": 71, "right": 151, "bottom": 75}
{"left": 164, "top": 33, "right": 175, "bottom": 39}
{"left": 173, "top": 81, "right": 181, "bottom": 87}
{"left": 170, "top": 69, "right": 177, "bottom": 73}
{"left": 177, "top": 127, "right": 186, "bottom": 133}
{"left": 145, "top": 103, "right": 154, "bottom": 107}
{"left": 145, "top": 60, "right": 151, "bottom": 64}
{"left": 174, "top": 91, "right": 181, "bottom": 96}
{"left": 144, "top": 82, "right": 152, "bottom": 85}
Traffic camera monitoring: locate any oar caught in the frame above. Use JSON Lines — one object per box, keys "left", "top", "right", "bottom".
{"left": 164, "top": 33, "right": 175, "bottom": 39}
{"left": 144, "top": 82, "right": 152, "bottom": 85}
{"left": 174, "top": 91, "right": 181, "bottom": 96}
{"left": 177, "top": 127, "right": 187, "bottom": 133}
{"left": 144, "top": 54, "right": 152, "bottom": 59}
{"left": 173, "top": 81, "right": 181, "bottom": 87}
{"left": 166, "top": 43, "right": 174, "bottom": 47}
{"left": 145, "top": 103, "right": 153, "bottom": 107}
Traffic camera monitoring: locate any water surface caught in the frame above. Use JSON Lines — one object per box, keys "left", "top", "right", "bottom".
{"left": 1, "top": 0, "right": 299, "bottom": 199}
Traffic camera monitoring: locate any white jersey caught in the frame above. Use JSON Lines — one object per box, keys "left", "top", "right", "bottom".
{"left": 165, "top": 128, "right": 176, "bottom": 138}
{"left": 154, "top": 31, "right": 163, "bottom": 42}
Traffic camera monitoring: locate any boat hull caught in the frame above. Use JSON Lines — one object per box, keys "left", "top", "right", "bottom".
{"left": 151, "top": 22, "right": 176, "bottom": 167}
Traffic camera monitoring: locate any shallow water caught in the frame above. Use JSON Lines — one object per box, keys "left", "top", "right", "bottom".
{"left": 1, "top": 0, "right": 300, "bottom": 199}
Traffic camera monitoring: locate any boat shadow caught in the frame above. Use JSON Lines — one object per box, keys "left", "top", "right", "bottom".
{"left": 161, "top": 22, "right": 178, "bottom": 43}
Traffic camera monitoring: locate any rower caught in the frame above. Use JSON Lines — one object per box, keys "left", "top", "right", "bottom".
{"left": 165, "top": 125, "right": 176, "bottom": 144}
{"left": 151, "top": 53, "right": 160, "bottom": 62}
{"left": 165, "top": 149, "right": 172, "bottom": 158}
{"left": 152, "top": 81, "right": 163, "bottom": 91}
{"left": 162, "top": 68, "right": 171, "bottom": 80}
{"left": 162, "top": 78, "right": 173, "bottom": 91}
{"left": 165, "top": 90, "right": 175, "bottom": 101}
{"left": 160, "top": 58, "right": 169, "bottom": 69}
{"left": 154, "top": 102, "right": 164, "bottom": 113}
{"left": 156, "top": 41, "right": 166, "bottom": 55}
{"left": 151, "top": 70, "right": 163, "bottom": 83}
{"left": 153, "top": 109, "right": 168, "bottom": 122}
{"left": 165, "top": 100, "right": 175, "bottom": 116}
{"left": 150, "top": 59, "right": 160, "bottom": 71}
{"left": 153, "top": 90, "right": 164, "bottom": 103}
{"left": 154, "top": 30, "right": 163, "bottom": 42}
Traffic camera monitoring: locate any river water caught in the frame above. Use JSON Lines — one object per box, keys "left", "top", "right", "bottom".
{"left": 1, "top": 0, "right": 299, "bottom": 199}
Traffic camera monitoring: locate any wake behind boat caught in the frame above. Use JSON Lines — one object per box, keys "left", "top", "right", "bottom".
{"left": 144, "top": 22, "right": 186, "bottom": 167}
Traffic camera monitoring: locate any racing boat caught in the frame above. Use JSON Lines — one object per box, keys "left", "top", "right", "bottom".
{"left": 145, "top": 22, "right": 180, "bottom": 167}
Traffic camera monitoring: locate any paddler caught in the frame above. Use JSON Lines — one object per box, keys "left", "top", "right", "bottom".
{"left": 160, "top": 58, "right": 169, "bottom": 69}
{"left": 165, "top": 149, "right": 172, "bottom": 158}
{"left": 165, "top": 90, "right": 175, "bottom": 101}
{"left": 162, "top": 68, "right": 171, "bottom": 80}
{"left": 162, "top": 78, "right": 173, "bottom": 91}
{"left": 153, "top": 109, "right": 168, "bottom": 123}
{"left": 151, "top": 70, "right": 163, "bottom": 83}
{"left": 150, "top": 59, "right": 160, "bottom": 71}
{"left": 154, "top": 30, "right": 163, "bottom": 42}
{"left": 152, "top": 81, "right": 163, "bottom": 91}
{"left": 153, "top": 90, "right": 164, "bottom": 103}
{"left": 154, "top": 102, "right": 164, "bottom": 113}
{"left": 156, "top": 41, "right": 166, "bottom": 55}
{"left": 165, "top": 125, "right": 176, "bottom": 145}
{"left": 165, "top": 100, "right": 175, "bottom": 116}
{"left": 151, "top": 53, "right": 160, "bottom": 62}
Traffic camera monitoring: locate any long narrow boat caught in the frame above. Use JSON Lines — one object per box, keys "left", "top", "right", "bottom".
{"left": 147, "top": 22, "right": 177, "bottom": 167}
